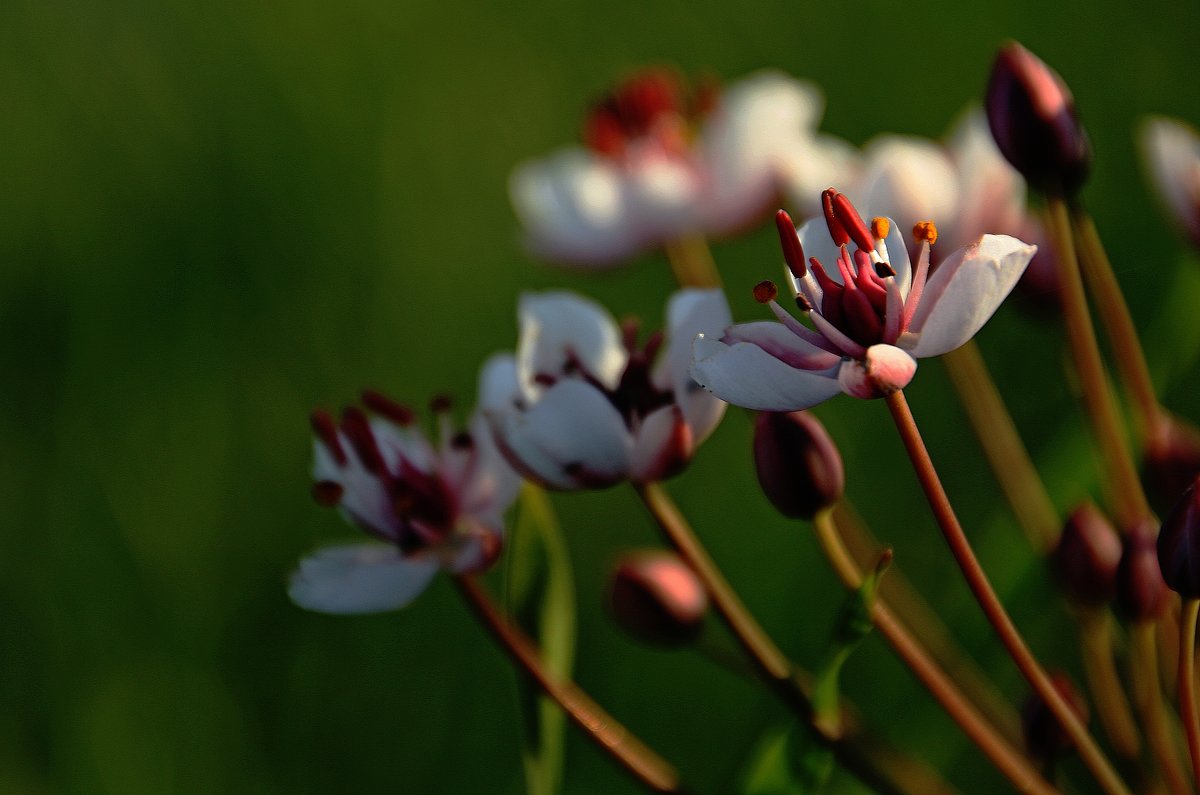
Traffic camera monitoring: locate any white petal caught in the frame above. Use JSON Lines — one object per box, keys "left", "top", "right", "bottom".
{"left": 779, "top": 134, "right": 862, "bottom": 220}
{"left": 903, "top": 235, "right": 1037, "bottom": 358}
{"left": 690, "top": 335, "right": 843, "bottom": 412}
{"left": 630, "top": 405, "right": 693, "bottom": 483}
{"left": 1140, "top": 116, "right": 1200, "bottom": 244}
{"left": 289, "top": 544, "right": 440, "bottom": 615}
{"left": 517, "top": 291, "right": 627, "bottom": 392}
{"left": 859, "top": 135, "right": 960, "bottom": 255}
{"left": 623, "top": 145, "right": 703, "bottom": 239}
{"left": 508, "top": 148, "right": 644, "bottom": 266}
{"left": 312, "top": 438, "right": 396, "bottom": 540}
{"left": 457, "top": 409, "right": 522, "bottom": 519}
{"left": 489, "top": 380, "right": 633, "bottom": 490}
{"left": 478, "top": 352, "right": 522, "bottom": 413}
{"left": 722, "top": 321, "right": 842, "bottom": 369}
{"left": 655, "top": 288, "right": 732, "bottom": 444}
{"left": 946, "top": 108, "right": 1027, "bottom": 250}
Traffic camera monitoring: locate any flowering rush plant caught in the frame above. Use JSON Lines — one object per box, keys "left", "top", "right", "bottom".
{"left": 290, "top": 46, "right": 1200, "bottom": 795}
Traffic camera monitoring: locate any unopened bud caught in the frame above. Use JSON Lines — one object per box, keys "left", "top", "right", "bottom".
{"left": 1157, "top": 475, "right": 1200, "bottom": 598}
{"left": 1144, "top": 414, "right": 1200, "bottom": 512}
{"left": 1115, "top": 520, "right": 1168, "bottom": 622}
{"left": 1051, "top": 502, "right": 1121, "bottom": 606}
{"left": 1021, "top": 672, "right": 1090, "bottom": 767}
{"left": 985, "top": 42, "right": 1091, "bottom": 195}
{"left": 609, "top": 551, "right": 708, "bottom": 647}
{"left": 753, "top": 410, "right": 844, "bottom": 520}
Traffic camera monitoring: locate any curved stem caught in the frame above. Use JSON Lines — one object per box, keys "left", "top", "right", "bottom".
{"left": 941, "top": 341, "right": 1060, "bottom": 553}
{"left": 1131, "top": 621, "right": 1190, "bottom": 795}
{"left": 884, "top": 389, "right": 1132, "bottom": 795}
{"left": 1179, "top": 598, "right": 1200, "bottom": 791}
{"left": 1078, "top": 610, "right": 1141, "bottom": 760}
{"left": 1044, "top": 198, "right": 1150, "bottom": 529}
{"left": 813, "top": 509, "right": 1059, "bottom": 794}
{"left": 1069, "top": 206, "right": 1163, "bottom": 442}
{"left": 663, "top": 234, "right": 722, "bottom": 288}
{"left": 455, "top": 576, "right": 684, "bottom": 793}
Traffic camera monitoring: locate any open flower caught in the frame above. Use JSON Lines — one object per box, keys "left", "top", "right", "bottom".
{"left": 482, "top": 288, "right": 730, "bottom": 488}
{"left": 509, "top": 68, "right": 853, "bottom": 266}
{"left": 1140, "top": 116, "right": 1200, "bottom": 247}
{"left": 291, "top": 391, "right": 520, "bottom": 614}
{"left": 690, "top": 189, "right": 1036, "bottom": 411}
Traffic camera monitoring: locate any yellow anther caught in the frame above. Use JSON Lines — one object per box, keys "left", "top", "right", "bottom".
{"left": 871, "top": 217, "right": 890, "bottom": 240}
{"left": 913, "top": 221, "right": 938, "bottom": 245}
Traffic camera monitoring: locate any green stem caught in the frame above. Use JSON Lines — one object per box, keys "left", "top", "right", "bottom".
{"left": 1179, "top": 598, "right": 1200, "bottom": 792}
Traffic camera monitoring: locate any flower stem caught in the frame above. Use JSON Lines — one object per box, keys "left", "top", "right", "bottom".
{"left": 812, "top": 509, "right": 1060, "bottom": 794}
{"left": 1179, "top": 598, "right": 1200, "bottom": 791}
{"left": 1043, "top": 197, "right": 1151, "bottom": 529}
{"left": 941, "top": 341, "right": 1060, "bottom": 553}
{"left": 884, "top": 389, "right": 1132, "bottom": 795}
{"left": 454, "top": 575, "right": 684, "bottom": 793}
{"left": 1069, "top": 205, "right": 1163, "bottom": 442}
{"left": 1130, "top": 621, "right": 1190, "bottom": 795}
{"left": 663, "top": 234, "right": 723, "bottom": 288}
{"left": 1078, "top": 610, "right": 1141, "bottom": 760}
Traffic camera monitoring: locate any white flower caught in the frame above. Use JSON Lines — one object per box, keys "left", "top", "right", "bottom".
{"left": 509, "top": 69, "right": 853, "bottom": 267}
{"left": 690, "top": 189, "right": 1036, "bottom": 411}
{"left": 1140, "top": 116, "right": 1200, "bottom": 247}
{"left": 290, "top": 391, "right": 520, "bottom": 615}
{"left": 482, "top": 288, "right": 731, "bottom": 488}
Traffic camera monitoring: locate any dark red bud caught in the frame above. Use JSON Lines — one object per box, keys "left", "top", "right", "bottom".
{"left": 609, "top": 551, "right": 708, "bottom": 646}
{"left": 1050, "top": 502, "right": 1122, "bottom": 606}
{"left": 753, "top": 411, "right": 844, "bottom": 520}
{"left": 1144, "top": 414, "right": 1200, "bottom": 512}
{"left": 1115, "top": 520, "right": 1168, "bottom": 621}
{"left": 1157, "top": 475, "right": 1200, "bottom": 598}
{"left": 1021, "top": 672, "right": 1090, "bottom": 767}
{"left": 985, "top": 42, "right": 1091, "bottom": 195}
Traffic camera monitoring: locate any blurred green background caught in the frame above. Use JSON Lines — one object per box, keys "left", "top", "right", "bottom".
{"left": 4, "top": 0, "right": 1200, "bottom": 791}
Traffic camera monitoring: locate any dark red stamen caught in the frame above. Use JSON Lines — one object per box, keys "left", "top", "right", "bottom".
{"left": 832, "top": 192, "right": 875, "bottom": 252}
{"left": 775, "top": 210, "right": 807, "bottom": 279}
{"left": 361, "top": 389, "right": 416, "bottom": 426}
{"left": 622, "top": 317, "right": 641, "bottom": 352}
{"left": 821, "top": 189, "right": 850, "bottom": 246}
{"left": 451, "top": 431, "right": 474, "bottom": 450}
{"left": 311, "top": 480, "right": 344, "bottom": 507}
{"left": 642, "top": 329, "right": 665, "bottom": 364}
{"left": 310, "top": 409, "right": 347, "bottom": 465}
{"left": 340, "top": 407, "right": 386, "bottom": 474}
{"left": 753, "top": 280, "right": 778, "bottom": 304}
{"left": 583, "top": 103, "right": 627, "bottom": 156}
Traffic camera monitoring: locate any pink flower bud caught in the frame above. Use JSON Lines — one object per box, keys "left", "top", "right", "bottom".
{"left": 986, "top": 42, "right": 1090, "bottom": 195}
{"left": 1157, "top": 475, "right": 1200, "bottom": 598}
{"left": 1051, "top": 502, "right": 1122, "bottom": 606}
{"left": 1021, "top": 672, "right": 1090, "bottom": 766}
{"left": 609, "top": 551, "right": 708, "bottom": 646}
{"left": 1115, "top": 520, "right": 1168, "bottom": 622}
{"left": 753, "top": 411, "right": 845, "bottom": 520}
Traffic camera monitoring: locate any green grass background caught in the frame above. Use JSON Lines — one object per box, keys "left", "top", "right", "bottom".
{"left": 3, "top": 0, "right": 1200, "bottom": 791}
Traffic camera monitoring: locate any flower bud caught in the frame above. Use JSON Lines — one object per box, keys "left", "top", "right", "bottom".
{"left": 1115, "top": 520, "right": 1168, "bottom": 622}
{"left": 1143, "top": 414, "right": 1200, "bottom": 512}
{"left": 1157, "top": 475, "right": 1200, "bottom": 598}
{"left": 1050, "top": 502, "right": 1121, "bottom": 606}
{"left": 985, "top": 42, "right": 1091, "bottom": 195}
{"left": 1021, "top": 672, "right": 1090, "bottom": 766}
{"left": 753, "top": 410, "right": 844, "bottom": 520}
{"left": 608, "top": 551, "right": 708, "bottom": 647}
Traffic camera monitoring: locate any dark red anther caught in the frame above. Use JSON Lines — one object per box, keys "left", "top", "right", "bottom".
{"left": 583, "top": 102, "right": 627, "bottom": 156}
{"left": 832, "top": 192, "right": 875, "bottom": 252}
{"left": 340, "top": 406, "right": 386, "bottom": 474}
{"left": 311, "top": 480, "right": 344, "bottom": 507}
{"left": 310, "top": 409, "right": 347, "bottom": 465}
{"left": 821, "top": 189, "right": 850, "bottom": 246}
{"left": 617, "top": 69, "right": 682, "bottom": 133}
{"left": 361, "top": 390, "right": 416, "bottom": 426}
{"left": 753, "top": 280, "right": 778, "bottom": 304}
{"left": 775, "top": 210, "right": 807, "bottom": 280}
{"left": 450, "top": 431, "right": 475, "bottom": 450}
{"left": 795, "top": 293, "right": 812, "bottom": 312}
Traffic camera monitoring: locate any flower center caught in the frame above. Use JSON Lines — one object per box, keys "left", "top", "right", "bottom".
{"left": 582, "top": 68, "right": 715, "bottom": 161}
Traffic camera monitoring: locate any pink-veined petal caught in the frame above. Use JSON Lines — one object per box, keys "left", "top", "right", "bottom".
{"left": 1140, "top": 116, "right": 1200, "bottom": 245}
{"left": 902, "top": 234, "right": 1037, "bottom": 358}
{"left": 289, "top": 544, "right": 440, "bottom": 615}
{"left": 722, "top": 321, "right": 842, "bottom": 369}
{"left": 690, "top": 335, "right": 843, "bottom": 412}
{"left": 312, "top": 438, "right": 397, "bottom": 541}
{"left": 517, "top": 291, "right": 626, "bottom": 392}
{"left": 654, "top": 288, "right": 731, "bottom": 443}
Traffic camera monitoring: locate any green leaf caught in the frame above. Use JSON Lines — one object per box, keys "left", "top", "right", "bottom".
{"left": 739, "top": 724, "right": 832, "bottom": 795}
{"left": 504, "top": 483, "right": 577, "bottom": 795}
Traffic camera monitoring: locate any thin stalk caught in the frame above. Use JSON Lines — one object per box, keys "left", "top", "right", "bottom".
{"left": 1180, "top": 598, "right": 1200, "bottom": 791}
{"left": 1131, "top": 621, "right": 1190, "bottom": 795}
{"left": 813, "top": 509, "right": 1059, "bottom": 794}
{"left": 884, "top": 389, "right": 1132, "bottom": 795}
{"left": 1078, "top": 610, "right": 1142, "bottom": 760}
{"left": 455, "top": 576, "right": 684, "bottom": 793}
{"left": 633, "top": 482, "right": 907, "bottom": 795}
{"left": 1044, "top": 197, "right": 1151, "bottom": 529}
{"left": 1070, "top": 207, "right": 1163, "bottom": 442}
{"left": 941, "top": 341, "right": 1060, "bottom": 553}
{"left": 663, "top": 234, "right": 723, "bottom": 288}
